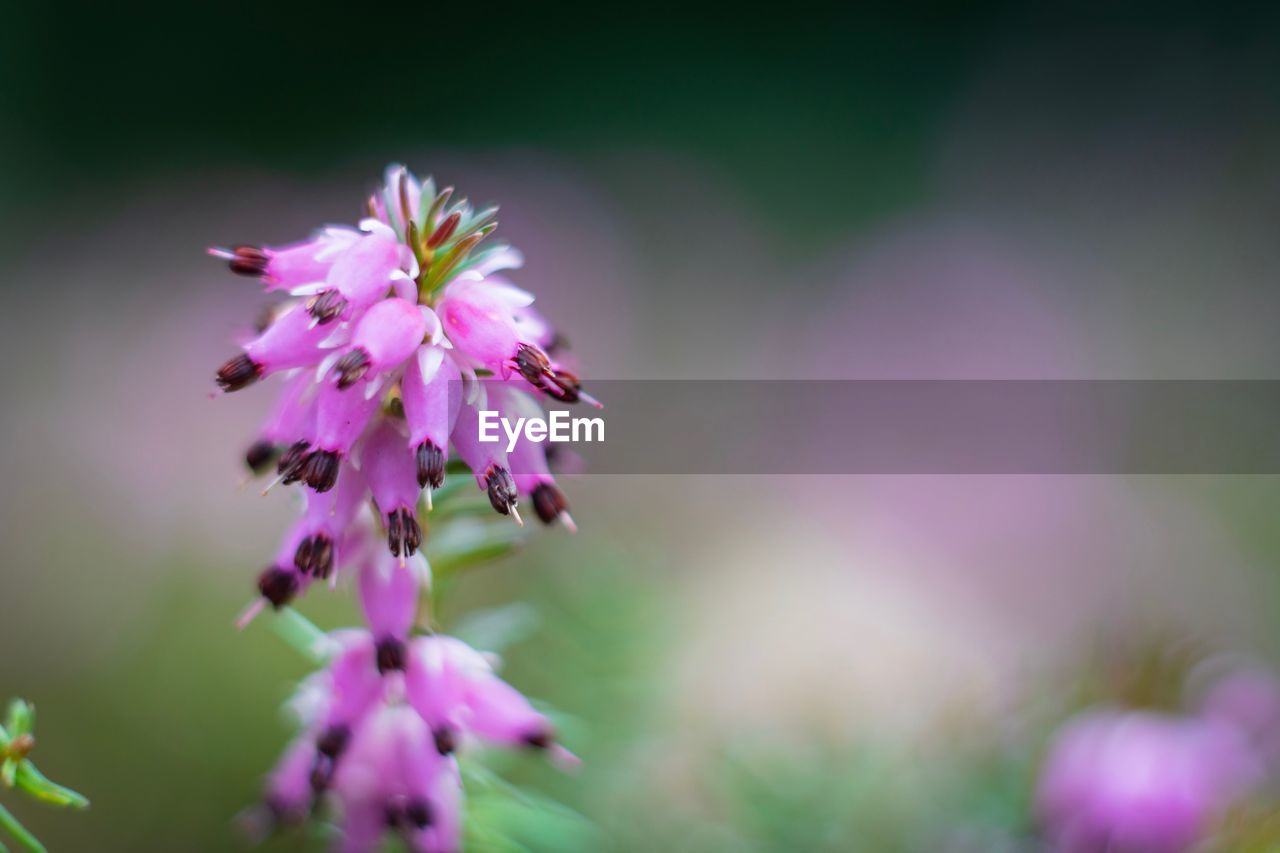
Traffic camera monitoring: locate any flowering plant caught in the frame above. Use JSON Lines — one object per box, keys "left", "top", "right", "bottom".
{"left": 211, "top": 166, "right": 593, "bottom": 851}
{"left": 0, "top": 699, "right": 88, "bottom": 852}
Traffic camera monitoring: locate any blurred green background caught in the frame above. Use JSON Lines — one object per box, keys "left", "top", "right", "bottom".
{"left": 3, "top": 2, "right": 1280, "bottom": 850}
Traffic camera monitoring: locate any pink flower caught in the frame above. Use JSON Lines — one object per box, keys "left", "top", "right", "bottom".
{"left": 212, "top": 164, "right": 596, "bottom": 542}
{"left": 491, "top": 385, "right": 575, "bottom": 530}
{"left": 210, "top": 226, "right": 361, "bottom": 292}
{"left": 251, "top": 565, "right": 570, "bottom": 850}
{"left": 438, "top": 275, "right": 594, "bottom": 405}
{"left": 400, "top": 345, "right": 462, "bottom": 490}
{"left": 218, "top": 167, "right": 586, "bottom": 851}
{"left": 1037, "top": 709, "right": 1262, "bottom": 852}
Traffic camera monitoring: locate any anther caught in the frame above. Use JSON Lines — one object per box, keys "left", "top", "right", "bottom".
{"left": 512, "top": 343, "right": 552, "bottom": 386}
{"left": 531, "top": 483, "right": 571, "bottom": 527}
{"left": 216, "top": 353, "right": 263, "bottom": 392}
{"left": 374, "top": 637, "right": 407, "bottom": 673}
{"left": 294, "top": 534, "right": 335, "bottom": 578}
{"left": 415, "top": 441, "right": 445, "bottom": 490}
{"left": 316, "top": 725, "right": 350, "bottom": 758}
{"left": 244, "top": 439, "right": 280, "bottom": 475}
{"left": 404, "top": 799, "right": 432, "bottom": 829}
{"left": 302, "top": 450, "right": 340, "bottom": 493}
{"left": 386, "top": 507, "right": 422, "bottom": 558}
{"left": 522, "top": 730, "right": 552, "bottom": 750}
{"left": 333, "top": 349, "right": 372, "bottom": 389}
{"left": 277, "top": 440, "right": 311, "bottom": 485}
{"left": 306, "top": 290, "right": 347, "bottom": 325}
{"left": 433, "top": 726, "right": 457, "bottom": 756}
{"left": 226, "top": 245, "right": 269, "bottom": 277}
{"left": 483, "top": 466, "right": 519, "bottom": 517}
{"left": 257, "top": 566, "right": 299, "bottom": 609}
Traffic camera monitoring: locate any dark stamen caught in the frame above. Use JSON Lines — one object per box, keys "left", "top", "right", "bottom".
{"left": 433, "top": 726, "right": 457, "bottom": 755}
{"left": 531, "top": 483, "right": 570, "bottom": 525}
{"left": 307, "top": 289, "right": 347, "bottom": 325}
{"left": 277, "top": 440, "right": 311, "bottom": 484}
{"left": 227, "top": 245, "right": 269, "bottom": 277}
{"left": 386, "top": 507, "right": 422, "bottom": 558}
{"left": 522, "top": 730, "right": 552, "bottom": 750}
{"left": 404, "top": 799, "right": 432, "bottom": 829}
{"left": 374, "top": 637, "right": 407, "bottom": 673}
{"left": 511, "top": 343, "right": 586, "bottom": 403}
{"left": 543, "top": 369, "right": 583, "bottom": 404}
{"left": 311, "top": 726, "right": 348, "bottom": 789}
{"left": 333, "top": 349, "right": 372, "bottom": 389}
{"left": 257, "top": 566, "right": 299, "bottom": 609}
{"left": 484, "top": 466, "right": 519, "bottom": 516}
{"left": 216, "top": 353, "right": 262, "bottom": 392}
{"left": 415, "top": 441, "right": 445, "bottom": 490}
{"left": 512, "top": 343, "right": 552, "bottom": 386}
{"left": 244, "top": 439, "right": 280, "bottom": 475}
{"left": 316, "top": 724, "right": 350, "bottom": 758}
{"left": 303, "top": 450, "right": 340, "bottom": 493}
{"left": 294, "top": 534, "right": 334, "bottom": 579}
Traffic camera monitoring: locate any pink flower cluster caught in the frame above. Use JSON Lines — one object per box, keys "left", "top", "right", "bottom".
{"left": 212, "top": 166, "right": 590, "bottom": 614}
{"left": 211, "top": 166, "right": 587, "bottom": 851}
{"left": 260, "top": 557, "right": 574, "bottom": 852}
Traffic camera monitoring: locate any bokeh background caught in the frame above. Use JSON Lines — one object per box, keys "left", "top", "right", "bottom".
{"left": 3, "top": 2, "right": 1280, "bottom": 850}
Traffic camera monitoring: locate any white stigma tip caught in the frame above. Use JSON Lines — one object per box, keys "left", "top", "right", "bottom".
{"left": 510, "top": 506, "right": 524, "bottom": 527}
{"left": 559, "top": 512, "right": 578, "bottom": 534}
{"left": 236, "top": 598, "right": 268, "bottom": 630}
{"left": 548, "top": 744, "right": 582, "bottom": 772}
{"left": 261, "top": 472, "right": 287, "bottom": 496}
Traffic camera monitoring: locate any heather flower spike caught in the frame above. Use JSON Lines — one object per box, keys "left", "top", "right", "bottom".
{"left": 214, "top": 166, "right": 589, "bottom": 850}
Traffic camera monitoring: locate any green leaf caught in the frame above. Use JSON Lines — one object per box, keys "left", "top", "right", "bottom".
{"left": 3, "top": 704, "right": 30, "bottom": 741}
{"left": 14, "top": 763, "right": 88, "bottom": 809}
{"left": 0, "top": 801, "right": 44, "bottom": 853}
{"left": 426, "top": 519, "right": 524, "bottom": 578}
{"left": 429, "top": 495, "right": 504, "bottom": 523}
{"left": 452, "top": 603, "right": 541, "bottom": 654}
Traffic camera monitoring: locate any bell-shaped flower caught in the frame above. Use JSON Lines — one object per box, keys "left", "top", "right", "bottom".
{"left": 362, "top": 420, "right": 424, "bottom": 560}
{"left": 210, "top": 226, "right": 359, "bottom": 292}
{"left": 217, "top": 303, "right": 336, "bottom": 391}
{"left": 401, "top": 345, "right": 462, "bottom": 492}
{"left": 297, "top": 223, "right": 416, "bottom": 324}
{"left": 452, "top": 398, "right": 520, "bottom": 522}
{"left": 332, "top": 298, "right": 430, "bottom": 390}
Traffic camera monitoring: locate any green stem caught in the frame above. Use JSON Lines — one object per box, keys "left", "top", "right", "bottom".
{"left": 270, "top": 608, "right": 329, "bottom": 665}
{"left": 0, "top": 801, "right": 44, "bottom": 853}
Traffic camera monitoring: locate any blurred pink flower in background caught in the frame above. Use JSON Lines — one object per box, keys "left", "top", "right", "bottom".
{"left": 1037, "top": 708, "right": 1262, "bottom": 851}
